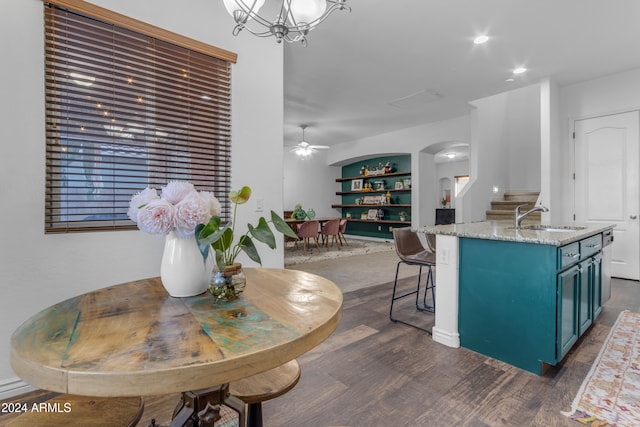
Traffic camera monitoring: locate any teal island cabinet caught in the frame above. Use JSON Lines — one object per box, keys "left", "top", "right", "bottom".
{"left": 418, "top": 221, "right": 613, "bottom": 375}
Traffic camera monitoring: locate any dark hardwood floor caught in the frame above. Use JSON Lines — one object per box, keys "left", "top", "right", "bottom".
{"left": 2, "top": 277, "right": 638, "bottom": 427}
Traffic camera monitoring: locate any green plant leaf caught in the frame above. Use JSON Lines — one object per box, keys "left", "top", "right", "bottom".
{"left": 271, "top": 211, "right": 298, "bottom": 239}
{"left": 194, "top": 223, "right": 210, "bottom": 259}
{"left": 249, "top": 218, "right": 276, "bottom": 249}
{"left": 212, "top": 227, "right": 234, "bottom": 253}
{"left": 229, "top": 186, "right": 251, "bottom": 205}
{"left": 238, "top": 235, "right": 262, "bottom": 265}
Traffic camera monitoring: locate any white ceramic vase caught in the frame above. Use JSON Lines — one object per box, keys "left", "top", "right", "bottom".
{"left": 160, "top": 230, "right": 213, "bottom": 297}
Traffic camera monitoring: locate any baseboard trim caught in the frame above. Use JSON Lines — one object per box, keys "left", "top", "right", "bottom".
{"left": 432, "top": 327, "right": 460, "bottom": 348}
{"left": 0, "top": 377, "right": 37, "bottom": 400}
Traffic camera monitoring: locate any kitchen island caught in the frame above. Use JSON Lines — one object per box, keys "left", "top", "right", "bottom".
{"left": 418, "top": 221, "right": 614, "bottom": 375}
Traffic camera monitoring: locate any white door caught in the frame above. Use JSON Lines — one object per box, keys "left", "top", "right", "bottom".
{"left": 574, "top": 111, "right": 639, "bottom": 280}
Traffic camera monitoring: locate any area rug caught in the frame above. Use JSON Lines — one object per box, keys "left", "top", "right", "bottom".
{"left": 284, "top": 238, "right": 394, "bottom": 266}
{"left": 564, "top": 310, "right": 640, "bottom": 427}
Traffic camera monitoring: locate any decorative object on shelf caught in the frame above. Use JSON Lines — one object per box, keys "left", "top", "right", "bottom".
{"left": 367, "top": 209, "right": 378, "bottom": 220}
{"left": 128, "top": 181, "right": 220, "bottom": 297}
{"left": 386, "top": 191, "right": 392, "bottom": 205}
{"left": 221, "top": 0, "right": 351, "bottom": 46}
{"left": 355, "top": 198, "right": 362, "bottom": 205}
{"left": 441, "top": 197, "right": 447, "bottom": 208}
{"left": 362, "top": 195, "right": 382, "bottom": 205}
{"left": 377, "top": 209, "right": 385, "bottom": 220}
{"left": 360, "top": 165, "right": 366, "bottom": 175}
{"left": 196, "top": 186, "right": 298, "bottom": 299}
{"left": 403, "top": 178, "right": 412, "bottom": 189}
{"left": 345, "top": 212, "right": 352, "bottom": 218}
{"left": 394, "top": 181, "right": 404, "bottom": 190}
{"left": 360, "top": 211, "right": 368, "bottom": 220}
{"left": 384, "top": 162, "right": 393, "bottom": 173}
{"left": 399, "top": 211, "right": 408, "bottom": 221}
{"left": 351, "top": 179, "right": 363, "bottom": 191}
{"left": 209, "top": 262, "right": 246, "bottom": 301}
{"left": 374, "top": 180, "right": 385, "bottom": 191}
{"left": 306, "top": 208, "right": 316, "bottom": 219}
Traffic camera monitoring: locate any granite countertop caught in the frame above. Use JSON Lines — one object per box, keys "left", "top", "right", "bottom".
{"left": 417, "top": 220, "right": 614, "bottom": 246}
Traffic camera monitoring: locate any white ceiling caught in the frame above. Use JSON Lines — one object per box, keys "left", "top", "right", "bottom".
{"left": 283, "top": 0, "right": 640, "bottom": 150}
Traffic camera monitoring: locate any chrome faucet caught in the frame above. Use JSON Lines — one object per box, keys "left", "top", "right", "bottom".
{"left": 515, "top": 204, "right": 549, "bottom": 228}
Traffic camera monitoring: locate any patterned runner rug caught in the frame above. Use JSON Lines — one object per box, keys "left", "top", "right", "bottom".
{"left": 564, "top": 310, "right": 640, "bottom": 427}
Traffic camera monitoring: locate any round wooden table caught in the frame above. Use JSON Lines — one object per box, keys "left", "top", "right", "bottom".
{"left": 10, "top": 268, "right": 343, "bottom": 397}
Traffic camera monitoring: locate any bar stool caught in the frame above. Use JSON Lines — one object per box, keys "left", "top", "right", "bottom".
{"left": 229, "top": 359, "right": 301, "bottom": 427}
{"left": 390, "top": 227, "right": 435, "bottom": 333}
{"left": 7, "top": 395, "right": 143, "bottom": 427}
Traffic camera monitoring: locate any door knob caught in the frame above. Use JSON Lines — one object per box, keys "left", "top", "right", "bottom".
{"left": 631, "top": 215, "right": 638, "bottom": 220}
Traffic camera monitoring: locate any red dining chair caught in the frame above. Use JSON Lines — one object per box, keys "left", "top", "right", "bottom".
{"left": 321, "top": 219, "right": 340, "bottom": 248}
{"left": 296, "top": 220, "right": 320, "bottom": 251}
{"left": 337, "top": 218, "right": 348, "bottom": 246}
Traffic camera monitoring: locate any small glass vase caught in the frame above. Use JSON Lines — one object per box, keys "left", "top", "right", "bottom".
{"left": 209, "top": 263, "right": 246, "bottom": 301}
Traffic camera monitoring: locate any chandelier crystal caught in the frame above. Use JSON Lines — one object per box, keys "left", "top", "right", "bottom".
{"left": 222, "top": 0, "right": 351, "bottom": 46}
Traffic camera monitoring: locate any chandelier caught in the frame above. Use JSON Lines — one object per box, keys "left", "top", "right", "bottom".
{"left": 222, "top": 0, "right": 351, "bottom": 46}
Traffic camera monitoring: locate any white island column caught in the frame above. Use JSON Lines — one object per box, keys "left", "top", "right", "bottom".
{"left": 432, "top": 234, "right": 460, "bottom": 348}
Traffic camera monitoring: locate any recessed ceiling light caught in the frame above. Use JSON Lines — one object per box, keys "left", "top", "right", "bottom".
{"left": 505, "top": 77, "right": 515, "bottom": 83}
{"left": 473, "top": 35, "right": 489, "bottom": 45}
{"left": 513, "top": 67, "right": 527, "bottom": 75}
{"left": 446, "top": 153, "right": 456, "bottom": 159}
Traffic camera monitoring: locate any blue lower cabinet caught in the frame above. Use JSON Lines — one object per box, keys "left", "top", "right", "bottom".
{"left": 459, "top": 238, "right": 557, "bottom": 375}
{"left": 459, "top": 234, "right": 603, "bottom": 375}
{"left": 557, "top": 265, "right": 579, "bottom": 361}
{"left": 592, "top": 253, "right": 603, "bottom": 319}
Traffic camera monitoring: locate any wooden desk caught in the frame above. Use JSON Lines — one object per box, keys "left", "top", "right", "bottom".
{"left": 10, "top": 269, "right": 343, "bottom": 398}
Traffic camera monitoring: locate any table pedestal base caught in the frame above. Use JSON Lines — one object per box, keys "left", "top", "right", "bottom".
{"left": 148, "top": 384, "right": 245, "bottom": 427}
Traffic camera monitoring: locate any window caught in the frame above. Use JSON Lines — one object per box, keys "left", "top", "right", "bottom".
{"left": 44, "top": 0, "right": 237, "bottom": 232}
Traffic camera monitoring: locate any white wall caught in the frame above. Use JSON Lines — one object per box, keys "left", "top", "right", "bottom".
{"left": 558, "top": 68, "right": 640, "bottom": 223}
{"left": 461, "top": 83, "right": 541, "bottom": 222}
{"left": 327, "top": 115, "right": 471, "bottom": 228}
{"left": 283, "top": 150, "right": 341, "bottom": 217}
{"left": 0, "top": 0, "right": 283, "bottom": 396}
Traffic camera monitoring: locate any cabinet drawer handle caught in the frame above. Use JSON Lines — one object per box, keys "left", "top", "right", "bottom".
{"left": 586, "top": 243, "right": 600, "bottom": 249}
{"left": 564, "top": 252, "right": 579, "bottom": 259}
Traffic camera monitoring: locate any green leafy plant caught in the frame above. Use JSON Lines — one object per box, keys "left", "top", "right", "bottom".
{"left": 195, "top": 186, "right": 298, "bottom": 271}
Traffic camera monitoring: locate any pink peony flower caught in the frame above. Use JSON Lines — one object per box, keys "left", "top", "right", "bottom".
{"left": 127, "top": 188, "right": 159, "bottom": 223}
{"left": 136, "top": 198, "right": 175, "bottom": 235}
{"left": 161, "top": 181, "right": 195, "bottom": 205}
{"left": 174, "top": 191, "right": 213, "bottom": 238}
{"left": 201, "top": 191, "right": 222, "bottom": 217}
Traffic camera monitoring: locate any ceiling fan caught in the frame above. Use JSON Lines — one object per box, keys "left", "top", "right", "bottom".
{"left": 290, "top": 126, "right": 329, "bottom": 158}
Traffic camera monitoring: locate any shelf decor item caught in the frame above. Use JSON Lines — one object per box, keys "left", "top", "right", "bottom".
{"left": 128, "top": 181, "right": 219, "bottom": 297}
{"left": 399, "top": 211, "right": 408, "bottom": 221}
{"left": 351, "top": 179, "right": 363, "bottom": 191}
{"left": 196, "top": 186, "right": 298, "bottom": 300}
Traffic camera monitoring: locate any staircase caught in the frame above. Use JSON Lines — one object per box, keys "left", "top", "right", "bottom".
{"left": 486, "top": 191, "right": 541, "bottom": 224}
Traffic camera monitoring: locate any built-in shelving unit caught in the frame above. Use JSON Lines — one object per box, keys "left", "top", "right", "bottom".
{"left": 335, "top": 155, "right": 411, "bottom": 239}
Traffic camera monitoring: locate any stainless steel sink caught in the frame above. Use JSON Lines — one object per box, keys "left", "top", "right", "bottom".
{"left": 520, "top": 225, "right": 587, "bottom": 233}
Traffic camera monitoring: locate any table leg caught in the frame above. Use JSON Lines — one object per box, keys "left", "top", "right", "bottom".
{"left": 148, "top": 384, "right": 245, "bottom": 427}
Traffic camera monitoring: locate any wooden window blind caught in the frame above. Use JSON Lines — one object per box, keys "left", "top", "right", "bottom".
{"left": 44, "top": 2, "right": 234, "bottom": 233}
